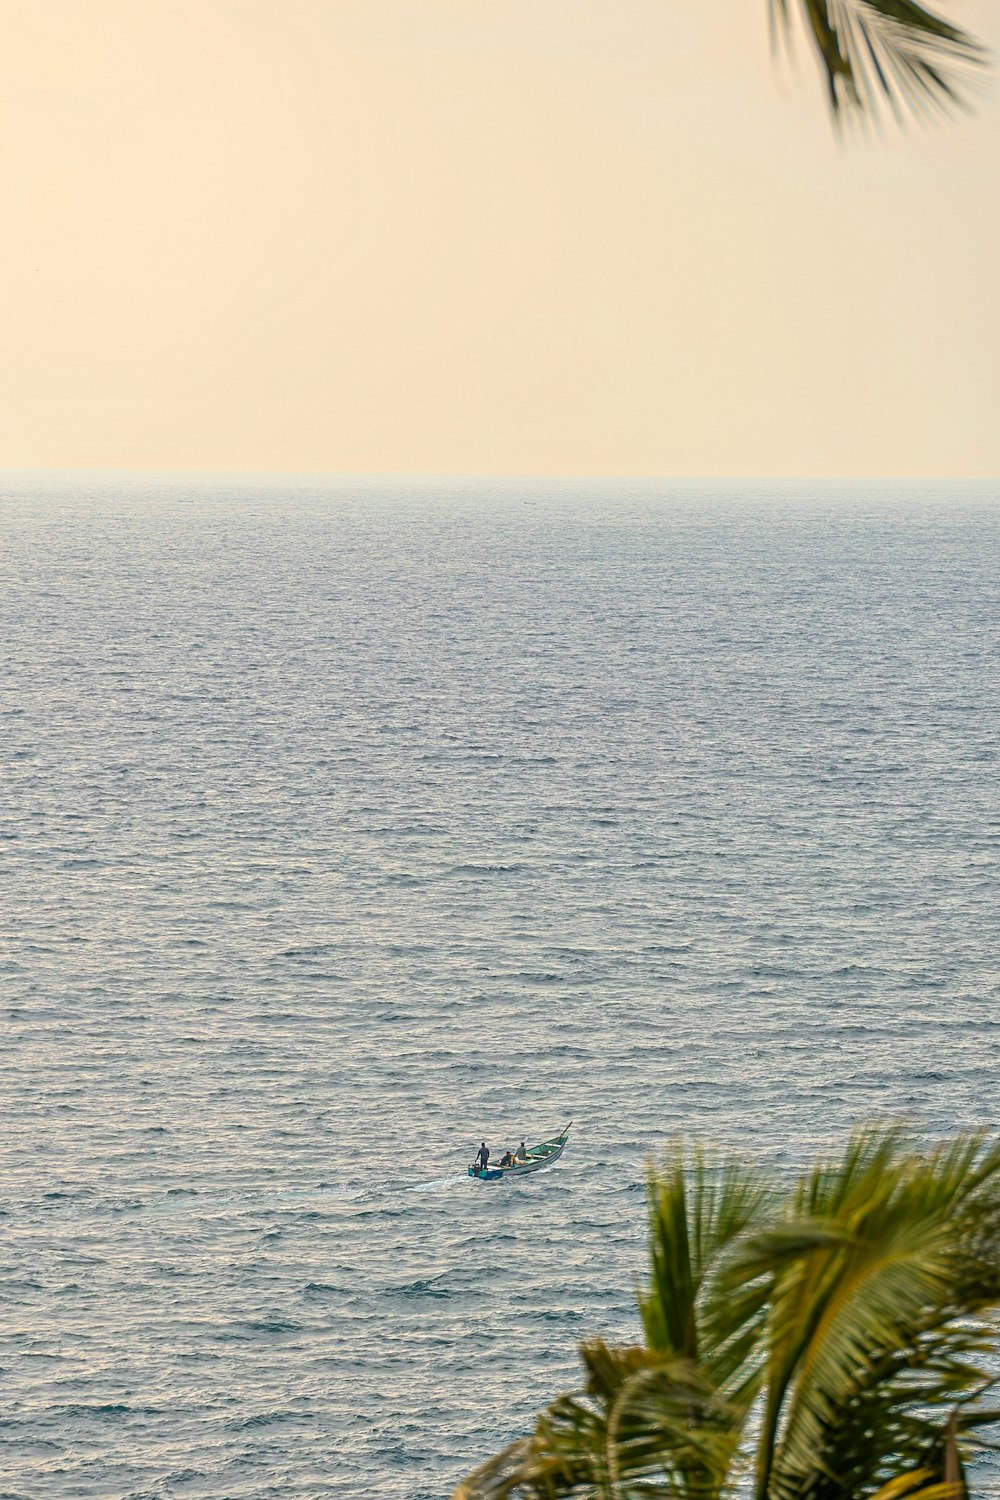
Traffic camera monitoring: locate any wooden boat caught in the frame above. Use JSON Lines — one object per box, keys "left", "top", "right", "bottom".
{"left": 468, "top": 1123, "right": 571, "bottom": 1181}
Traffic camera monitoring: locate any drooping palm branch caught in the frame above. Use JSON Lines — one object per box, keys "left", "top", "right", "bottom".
{"left": 741, "top": 1128, "right": 1000, "bottom": 1500}
{"left": 769, "top": 0, "right": 989, "bottom": 121}
{"left": 454, "top": 1128, "right": 1000, "bottom": 1500}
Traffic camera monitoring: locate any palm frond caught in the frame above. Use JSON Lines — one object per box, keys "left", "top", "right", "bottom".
{"left": 769, "top": 0, "right": 988, "bottom": 121}
{"left": 454, "top": 1129, "right": 1000, "bottom": 1500}
{"left": 456, "top": 1343, "right": 749, "bottom": 1500}
{"left": 454, "top": 1436, "right": 535, "bottom": 1500}
{"left": 751, "top": 1128, "right": 1000, "bottom": 1500}
{"left": 870, "top": 1472, "right": 961, "bottom": 1500}
{"left": 639, "top": 1143, "right": 773, "bottom": 1393}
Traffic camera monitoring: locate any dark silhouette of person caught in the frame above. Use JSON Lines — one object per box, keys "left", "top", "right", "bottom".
{"left": 476, "top": 1142, "right": 490, "bottom": 1173}
{"left": 517, "top": 1140, "right": 528, "bottom": 1161}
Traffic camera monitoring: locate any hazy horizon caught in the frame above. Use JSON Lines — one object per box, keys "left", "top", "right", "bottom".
{"left": 3, "top": 467, "right": 999, "bottom": 486}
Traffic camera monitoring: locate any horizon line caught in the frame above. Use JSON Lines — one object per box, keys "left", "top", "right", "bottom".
{"left": 2, "top": 465, "right": 998, "bottom": 485}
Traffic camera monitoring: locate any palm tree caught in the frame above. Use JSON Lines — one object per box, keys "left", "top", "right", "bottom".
{"left": 454, "top": 1128, "right": 1000, "bottom": 1499}
{"left": 770, "top": 2, "right": 987, "bottom": 122}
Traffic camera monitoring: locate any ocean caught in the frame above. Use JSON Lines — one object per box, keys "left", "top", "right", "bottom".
{"left": 2, "top": 474, "right": 999, "bottom": 1498}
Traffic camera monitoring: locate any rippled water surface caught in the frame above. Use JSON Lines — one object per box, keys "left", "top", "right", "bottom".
{"left": 2, "top": 475, "right": 999, "bottom": 1498}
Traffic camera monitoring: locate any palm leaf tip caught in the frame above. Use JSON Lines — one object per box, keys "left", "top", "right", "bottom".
{"left": 771, "top": 0, "right": 989, "bottom": 122}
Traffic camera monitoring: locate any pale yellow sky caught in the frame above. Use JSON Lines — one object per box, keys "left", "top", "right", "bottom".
{"left": 1, "top": 1, "right": 997, "bottom": 477}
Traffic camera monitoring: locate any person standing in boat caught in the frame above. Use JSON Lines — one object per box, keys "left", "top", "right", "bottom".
{"left": 516, "top": 1140, "right": 528, "bottom": 1162}
{"left": 476, "top": 1142, "right": 490, "bottom": 1174}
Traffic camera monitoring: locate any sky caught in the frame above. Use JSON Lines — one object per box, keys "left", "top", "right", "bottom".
{"left": 1, "top": 0, "right": 998, "bottom": 478}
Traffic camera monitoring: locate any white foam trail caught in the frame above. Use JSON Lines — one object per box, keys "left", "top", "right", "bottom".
{"left": 406, "top": 1174, "right": 469, "bottom": 1193}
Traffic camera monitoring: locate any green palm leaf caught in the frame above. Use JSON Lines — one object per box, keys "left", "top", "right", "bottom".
{"left": 639, "top": 1143, "right": 773, "bottom": 1399}
{"left": 769, "top": 0, "right": 988, "bottom": 120}
{"left": 748, "top": 1128, "right": 1000, "bottom": 1500}
{"left": 457, "top": 1343, "right": 748, "bottom": 1499}
{"left": 454, "top": 1128, "right": 1000, "bottom": 1500}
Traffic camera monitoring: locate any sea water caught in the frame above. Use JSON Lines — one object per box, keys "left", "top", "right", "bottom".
{"left": 1, "top": 474, "right": 998, "bottom": 1498}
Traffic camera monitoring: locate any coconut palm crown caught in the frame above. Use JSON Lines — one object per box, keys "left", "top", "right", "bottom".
{"left": 455, "top": 1127, "right": 1000, "bottom": 1500}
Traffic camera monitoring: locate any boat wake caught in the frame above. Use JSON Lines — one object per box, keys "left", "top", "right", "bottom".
{"left": 405, "top": 1174, "right": 470, "bottom": 1194}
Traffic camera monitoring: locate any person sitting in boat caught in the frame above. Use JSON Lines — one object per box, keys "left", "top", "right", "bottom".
{"left": 516, "top": 1141, "right": 528, "bottom": 1162}
{"left": 499, "top": 1149, "right": 514, "bottom": 1167}
{"left": 476, "top": 1142, "right": 490, "bottom": 1173}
